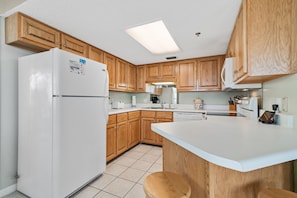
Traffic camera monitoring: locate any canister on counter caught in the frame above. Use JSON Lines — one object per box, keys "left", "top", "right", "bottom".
{"left": 193, "top": 98, "right": 204, "bottom": 110}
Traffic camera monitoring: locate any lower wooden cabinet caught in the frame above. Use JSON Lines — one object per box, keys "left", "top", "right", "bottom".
{"left": 141, "top": 111, "right": 173, "bottom": 146}
{"left": 106, "top": 111, "right": 141, "bottom": 162}
{"left": 128, "top": 111, "right": 141, "bottom": 148}
{"left": 116, "top": 113, "right": 128, "bottom": 155}
{"left": 106, "top": 110, "right": 172, "bottom": 162}
{"left": 106, "top": 114, "right": 117, "bottom": 162}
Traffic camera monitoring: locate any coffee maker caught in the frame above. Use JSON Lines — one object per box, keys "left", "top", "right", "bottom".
{"left": 151, "top": 95, "right": 160, "bottom": 103}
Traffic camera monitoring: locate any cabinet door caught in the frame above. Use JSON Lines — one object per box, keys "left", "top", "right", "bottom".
{"left": 155, "top": 112, "right": 173, "bottom": 145}
{"left": 155, "top": 118, "right": 172, "bottom": 145}
{"left": 116, "top": 121, "right": 128, "bottom": 155}
{"left": 161, "top": 62, "right": 176, "bottom": 79}
{"left": 88, "top": 46, "right": 104, "bottom": 63}
{"left": 128, "top": 64, "right": 136, "bottom": 91}
{"left": 141, "top": 118, "right": 156, "bottom": 144}
{"left": 5, "top": 12, "right": 60, "bottom": 52}
{"left": 106, "top": 123, "right": 117, "bottom": 162}
{"left": 61, "top": 34, "right": 88, "bottom": 57}
{"left": 106, "top": 115, "right": 117, "bottom": 162}
{"left": 232, "top": 7, "right": 247, "bottom": 82}
{"left": 146, "top": 64, "right": 161, "bottom": 80}
{"left": 104, "top": 53, "right": 116, "bottom": 90}
{"left": 197, "top": 56, "right": 222, "bottom": 91}
{"left": 116, "top": 59, "right": 128, "bottom": 91}
{"left": 176, "top": 60, "right": 197, "bottom": 91}
{"left": 128, "top": 118, "right": 140, "bottom": 148}
{"left": 136, "top": 65, "right": 146, "bottom": 92}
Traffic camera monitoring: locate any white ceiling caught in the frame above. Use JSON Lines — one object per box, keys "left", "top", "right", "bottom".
{"left": 2, "top": 0, "right": 242, "bottom": 65}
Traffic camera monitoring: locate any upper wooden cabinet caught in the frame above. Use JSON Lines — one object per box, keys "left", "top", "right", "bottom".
{"left": 5, "top": 12, "right": 60, "bottom": 52}
{"left": 176, "top": 59, "right": 197, "bottom": 91}
{"left": 61, "top": 34, "right": 88, "bottom": 57}
{"left": 136, "top": 65, "right": 146, "bottom": 92}
{"left": 116, "top": 58, "right": 128, "bottom": 91}
{"left": 104, "top": 53, "right": 117, "bottom": 90}
{"left": 197, "top": 56, "right": 223, "bottom": 91}
{"left": 88, "top": 46, "right": 105, "bottom": 63}
{"left": 227, "top": 0, "right": 297, "bottom": 84}
{"left": 146, "top": 64, "right": 161, "bottom": 81}
{"left": 146, "top": 62, "right": 176, "bottom": 82}
{"left": 127, "top": 64, "right": 136, "bottom": 92}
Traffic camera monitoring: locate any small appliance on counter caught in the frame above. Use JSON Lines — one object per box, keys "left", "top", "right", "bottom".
{"left": 112, "top": 101, "right": 125, "bottom": 109}
{"left": 193, "top": 98, "right": 204, "bottom": 110}
{"left": 132, "top": 96, "right": 136, "bottom": 107}
{"left": 151, "top": 95, "right": 160, "bottom": 103}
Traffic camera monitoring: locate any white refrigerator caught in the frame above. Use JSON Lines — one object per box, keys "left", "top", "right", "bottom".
{"left": 17, "top": 48, "right": 109, "bottom": 198}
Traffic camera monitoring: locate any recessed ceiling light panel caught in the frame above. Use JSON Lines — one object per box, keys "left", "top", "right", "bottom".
{"left": 126, "top": 20, "right": 180, "bottom": 54}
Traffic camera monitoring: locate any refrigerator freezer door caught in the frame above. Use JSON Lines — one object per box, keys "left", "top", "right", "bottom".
{"left": 53, "top": 97, "right": 106, "bottom": 197}
{"left": 52, "top": 48, "right": 108, "bottom": 97}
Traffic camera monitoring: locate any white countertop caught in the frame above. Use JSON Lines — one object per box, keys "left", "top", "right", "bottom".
{"left": 151, "top": 116, "right": 297, "bottom": 172}
{"left": 108, "top": 106, "right": 236, "bottom": 115}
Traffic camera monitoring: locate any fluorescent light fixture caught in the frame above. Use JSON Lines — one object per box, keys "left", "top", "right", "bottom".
{"left": 126, "top": 20, "right": 180, "bottom": 54}
{"left": 151, "top": 82, "right": 176, "bottom": 85}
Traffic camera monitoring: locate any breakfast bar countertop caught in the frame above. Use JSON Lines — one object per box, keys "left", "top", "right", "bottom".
{"left": 151, "top": 116, "right": 297, "bottom": 172}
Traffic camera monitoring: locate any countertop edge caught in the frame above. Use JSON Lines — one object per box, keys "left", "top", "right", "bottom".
{"left": 151, "top": 120, "right": 297, "bottom": 172}
{"left": 108, "top": 107, "right": 237, "bottom": 115}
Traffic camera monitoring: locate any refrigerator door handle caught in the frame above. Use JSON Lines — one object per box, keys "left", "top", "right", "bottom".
{"left": 104, "top": 70, "right": 109, "bottom": 124}
{"left": 104, "top": 98, "right": 109, "bottom": 124}
{"left": 104, "top": 70, "right": 109, "bottom": 97}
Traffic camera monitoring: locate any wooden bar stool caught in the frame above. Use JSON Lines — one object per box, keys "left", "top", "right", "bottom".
{"left": 143, "top": 171, "right": 191, "bottom": 198}
{"left": 258, "top": 188, "right": 297, "bottom": 198}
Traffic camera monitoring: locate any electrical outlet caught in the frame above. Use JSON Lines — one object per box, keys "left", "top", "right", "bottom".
{"left": 282, "top": 97, "right": 288, "bottom": 112}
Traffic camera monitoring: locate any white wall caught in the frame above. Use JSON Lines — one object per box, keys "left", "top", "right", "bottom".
{"left": 263, "top": 73, "right": 297, "bottom": 129}
{"left": 0, "top": 17, "right": 33, "bottom": 192}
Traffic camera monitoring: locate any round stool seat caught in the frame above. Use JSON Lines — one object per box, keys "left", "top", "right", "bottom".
{"left": 143, "top": 171, "right": 191, "bottom": 198}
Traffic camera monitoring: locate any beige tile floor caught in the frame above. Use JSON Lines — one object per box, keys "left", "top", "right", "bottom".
{"left": 5, "top": 144, "right": 162, "bottom": 198}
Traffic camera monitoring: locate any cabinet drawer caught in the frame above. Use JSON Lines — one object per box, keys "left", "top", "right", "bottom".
{"left": 156, "top": 112, "right": 173, "bottom": 119}
{"left": 107, "top": 114, "right": 117, "bottom": 125}
{"left": 141, "top": 111, "right": 156, "bottom": 118}
{"left": 117, "top": 113, "right": 128, "bottom": 122}
{"left": 128, "top": 111, "right": 140, "bottom": 120}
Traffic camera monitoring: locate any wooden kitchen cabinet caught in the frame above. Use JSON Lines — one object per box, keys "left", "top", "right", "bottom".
{"left": 155, "top": 112, "right": 173, "bottom": 145}
{"left": 5, "top": 12, "right": 61, "bottom": 52}
{"left": 136, "top": 65, "right": 146, "bottom": 92}
{"left": 141, "top": 111, "right": 173, "bottom": 146}
{"left": 128, "top": 111, "right": 140, "bottom": 148}
{"left": 106, "top": 111, "right": 141, "bottom": 162}
{"left": 116, "top": 58, "right": 128, "bottom": 91}
{"left": 141, "top": 111, "right": 156, "bottom": 145}
{"left": 161, "top": 62, "right": 177, "bottom": 80}
{"left": 146, "top": 64, "right": 161, "bottom": 81}
{"left": 197, "top": 56, "right": 224, "bottom": 91}
{"left": 176, "top": 59, "right": 197, "bottom": 91}
{"left": 88, "top": 46, "right": 105, "bottom": 63}
{"left": 106, "top": 115, "right": 117, "bottom": 162}
{"left": 227, "top": 0, "right": 297, "bottom": 84}
{"left": 128, "top": 64, "right": 136, "bottom": 92}
{"left": 146, "top": 63, "right": 176, "bottom": 82}
{"left": 104, "top": 53, "right": 117, "bottom": 90}
{"left": 116, "top": 113, "right": 128, "bottom": 155}
{"left": 61, "top": 34, "right": 88, "bottom": 57}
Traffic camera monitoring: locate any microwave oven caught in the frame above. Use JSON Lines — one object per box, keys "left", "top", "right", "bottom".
{"left": 220, "top": 57, "right": 262, "bottom": 91}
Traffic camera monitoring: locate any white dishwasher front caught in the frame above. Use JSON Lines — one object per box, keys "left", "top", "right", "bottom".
{"left": 173, "top": 112, "right": 204, "bottom": 122}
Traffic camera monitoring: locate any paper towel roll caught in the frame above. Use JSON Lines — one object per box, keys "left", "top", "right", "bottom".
{"left": 132, "top": 96, "right": 136, "bottom": 107}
